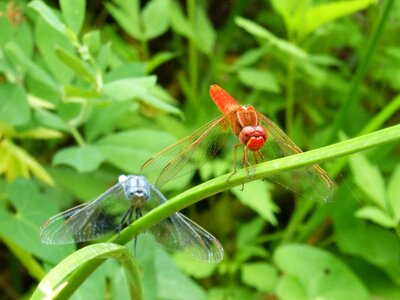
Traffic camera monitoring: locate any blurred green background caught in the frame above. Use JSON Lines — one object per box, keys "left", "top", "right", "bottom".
{"left": 0, "top": 0, "right": 400, "bottom": 299}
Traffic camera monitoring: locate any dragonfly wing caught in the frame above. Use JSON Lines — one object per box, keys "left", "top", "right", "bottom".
{"left": 257, "top": 113, "right": 335, "bottom": 202}
{"left": 40, "top": 183, "right": 131, "bottom": 244}
{"left": 141, "top": 115, "right": 230, "bottom": 188}
{"left": 149, "top": 213, "right": 224, "bottom": 263}
{"left": 144, "top": 184, "right": 224, "bottom": 262}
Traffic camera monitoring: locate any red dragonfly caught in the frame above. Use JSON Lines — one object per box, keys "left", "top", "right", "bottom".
{"left": 141, "top": 85, "right": 334, "bottom": 202}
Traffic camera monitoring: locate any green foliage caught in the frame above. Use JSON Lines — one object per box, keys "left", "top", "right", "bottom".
{"left": 0, "top": 0, "right": 399, "bottom": 299}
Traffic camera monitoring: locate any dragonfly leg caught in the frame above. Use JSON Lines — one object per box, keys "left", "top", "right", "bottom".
{"left": 228, "top": 143, "right": 243, "bottom": 181}
{"left": 118, "top": 207, "right": 133, "bottom": 236}
{"left": 243, "top": 147, "right": 256, "bottom": 177}
{"left": 133, "top": 208, "right": 143, "bottom": 257}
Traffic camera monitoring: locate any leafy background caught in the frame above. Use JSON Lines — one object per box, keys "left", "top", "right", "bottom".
{"left": 0, "top": 0, "right": 399, "bottom": 299}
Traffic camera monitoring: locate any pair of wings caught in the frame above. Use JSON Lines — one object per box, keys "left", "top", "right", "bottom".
{"left": 141, "top": 111, "right": 335, "bottom": 202}
{"left": 39, "top": 180, "right": 224, "bottom": 263}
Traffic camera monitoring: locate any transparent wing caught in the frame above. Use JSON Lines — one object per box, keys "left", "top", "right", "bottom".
{"left": 257, "top": 113, "right": 335, "bottom": 202}
{"left": 141, "top": 115, "right": 231, "bottom": 187}
{"left": 40, "top": 183, "right": 131, "bottom": 244}
{"left": 144, "top": 185, "right": 224, "bottom": 262}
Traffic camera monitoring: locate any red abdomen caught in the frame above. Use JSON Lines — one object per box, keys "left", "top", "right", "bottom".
{"left": 210, "top": 85, "right": 241, "bottom": 114}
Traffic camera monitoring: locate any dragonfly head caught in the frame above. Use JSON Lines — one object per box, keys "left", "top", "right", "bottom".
{"left": 239, "top": 125, "right": 268, "bottom": 151}
{"left": 120, "top": 175, "right": 150, "bottom": 208}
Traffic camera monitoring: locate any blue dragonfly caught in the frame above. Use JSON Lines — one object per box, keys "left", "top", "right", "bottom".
{"left": 40, "top": 175, "right": 224, "bottom": 263}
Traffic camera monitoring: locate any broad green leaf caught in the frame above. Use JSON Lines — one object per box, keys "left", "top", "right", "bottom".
{"left": 231, "top": 180, "right": 279, "bottom": 225}
{"left": 355, "top": 206, "right": 395, "bottom": 228}
{"left": 60, "top": 0, "right": 86, "bottom": 35}
{"left": 0, "top": 139, "right": 55, "bottom": 185}
{"left": 173, "top": 252, "right": 218, "bottom": 279}
{"left": 63, "top": 85, "right": 100, "bottom": 98}
{"left": 146, "top": 51, "right": 178, "bottom": 73}
{"left": 30, "top": 243, "right": 141, "bottom": 300}
{"left": 96, "top": 129, "right": 176, "bottom": 173}
{"left": 274, "top": 244, "right": 370, "bottom": 300}
{"left": 53, "top": 146, "right": 105, "bottom": 173}
{"left": 34, "top": 18, "right": 75, "bottom": 84}
{"left": 4, "top": 42, "right": 59, "bottom": 92}
{"left": 241, "top": 262, "right": 278, "bottom": 293}
{"left": 105, "top": 0, "right": 143, "bottom": 40}
{"left": 232, "top": 47, "right": 268, "bottom": 70}
{"left": 303, "top": 0, "right": 376, "bottom": 40}
{"left": 28, "top": 0, "right": 66, "bottom": 35}
{"left": 193, "top": 6, "right": 216, "bottom": 55}
{"left": 236, "top": 217, "right": 266, "bottom": 248}
{"left": 238, "top": 68, "right": 281, "bottom": 93}
{"left": 276, "top": 275, "right": 308, "bottom": 300}
{"left": 55, "top": 47, "right": 96, "bottom": 83}
{"left": 136, "top": 236, "right": 206, "bottom": 300}
{"left": 142, "top": 0, "right": 170, "bottom": 39}
{"left": 83, "top": 30, "right": 101, "bottom": 54}
{"left": 388, "top": 164, "right": 400, "bottom": 222}
{"left": 0, "top": 179, "right": 74, "bottom": 265}
{"left": 137, "top": 90, "right": 182, "bottom": 116}
{"left": 333, "top": 188, "right": 400, "bottom": 284}
{"left": 103, "top": 76, "right": 157, "bottom": 101}
{"left": 235, "top": 17, "right": 308, "bottom": 59}
{"left": 85, "top": 101, "right": 131, "bottom": 142}
{"left": 0, "top": 83, "right": 30, "bottom": 126}
{"left": 47, "top": 167, "right": 113, "bottom": 201}
{"left": 349, "top": 153, "right": 386, "bottom": 209}
{"left": 169, "top": 0, "right": 193, "bottom": 38}
{"left": 33, "top": 108, "right": 69, "bottom": 131}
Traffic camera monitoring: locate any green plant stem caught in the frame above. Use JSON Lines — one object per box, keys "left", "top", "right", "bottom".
{"left": 187, "top": 0, "right": 198, "bottom": 109}
{"left": 327, "top": 0, "right": 395, "bottom": 143}
{"left": 116, "top": 123, "right": 400, "bottom": 245}
{"left": 42, "top": 124, "right": 400, "bottom": 298}
{"left": 285, "top": 54, "right": 296, "bottom": 135}
{"left": 141, "top": 38, "right": 149, "bottom": 61}
{"left": 331, "top": 94, "right": 400, "bottom": 177}
{"left": 68, "top": 125, "right": 85, "bottom": 147}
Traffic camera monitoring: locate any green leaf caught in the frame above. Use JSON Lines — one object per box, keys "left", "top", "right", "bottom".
{"left": 137, "top": 236, "right": 206, "bottom": 300}
{"left": 34, "top": 18, "right": 75, "bottom": 84}
{"left": 236, "top": 217, "right": 266, "bottom": 248}
{"left": 388, "top": 164, "right": 400, "bottom": 222}
{"left": 231, "top": 181, "right": 279, "bottom": 225}
{"left": 274, "top": 244, "right": 370, "bottom": 300}
{"left": 238, "top": 68, "right": 281, "bottom": 93}
{"left": 103, "top": 76, "right": 157, "bottom": 101}
{"left": 4, "top": 42, "right": 59, "bottom": 92}
{"left": 0, "top": 83, "right": 30, "bottom": 126}
{"left": 28, "top": 0, "right": 66, "bottom": 35}
{"left": 55, "top": 47, "right": 96, "bottom": 83}
{"left": 241, "top": 262, "right": 278, "bottom": 293}
{"left": 355, "top": 206, "right": 395, "bottom": 228}
{"left": 60, "top": 0, "right": 86, "bottom": 35}
{"left": 53, "top": 146, "right": 105, "bottom": 173}
{"left": 34, "top": 108, "right": 69, "bottom": 131}
{"left": 235, "top": 17, "right": 308, "bottom": 59}
{"left": 142, "top": 0, "right": 170, "bottom": 39}
{"left": 193, "top": 6, "right": 216, "bottom": 55}
{"left": 146, "top": 51, "right": 178, "bottom": 73}
{"left": 302, "top": 0, "right": 376, "bottom": 40}
{"left": 173, "top": 252, "right": 218, "bottom": 279}
{"left": 1, "top": 139, "right": 55, "bottom": 185}
{"left": 333, "top": 190, "right": 400, "bottom": 284}
{"left": 0, "top": 179, "right": 74, "bottom": 265}
{"left": 169, "top": 0, "right": 193, "bottom": 38}
{"left": 349, "top": 153, "right": 386, "bottom": 209}
{"left": 105, "top": 0, "right": 143, "bottom": 40}
{"left": 96, "top": 129, "right": 176, "bottom": 173}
